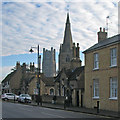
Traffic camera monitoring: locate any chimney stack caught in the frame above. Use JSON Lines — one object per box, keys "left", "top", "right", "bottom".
{"left": 16, "top": 61, "right": 20, "bottom": 69}
{"left": 76, "top": 43, "right": 80, "bottom": 58}
{"left": 97, "top": 27, "right": 107, "bottom": 42}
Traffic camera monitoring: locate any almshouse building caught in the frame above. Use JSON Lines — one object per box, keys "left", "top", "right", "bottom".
{"left": 83, "top": 27, "right": 120, "bottom": 112}
{"left": 55, "top": 66, "right": 84, "bottom": 107}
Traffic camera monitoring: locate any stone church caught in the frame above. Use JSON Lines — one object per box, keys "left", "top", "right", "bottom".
{"left": 55, "top": 13, "right": 85, "bottom": 107}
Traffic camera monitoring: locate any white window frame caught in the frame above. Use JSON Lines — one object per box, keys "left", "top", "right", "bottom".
{"left": 93, "top": 79, "right": 99, "bottom": 99}
{"left": 110, "top": 48, "right": 117, "bottom": 67}
{"left": 94, "top": 53, "right": 99, "bottom": 70}
{"left": 110, "top": 77, "right": 117, "bottom": 99}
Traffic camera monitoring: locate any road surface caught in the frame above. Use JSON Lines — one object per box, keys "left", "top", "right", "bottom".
{"left": 2, "top": 102, "right": 109, "bottom": 119}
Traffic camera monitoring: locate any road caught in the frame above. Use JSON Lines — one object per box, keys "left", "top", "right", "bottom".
{"left": 2, "top": 102, "right": 109, "bottom": 119}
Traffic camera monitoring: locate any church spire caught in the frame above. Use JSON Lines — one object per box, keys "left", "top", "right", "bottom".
{"left": 63, "top": 12, "right": 73, "bottom": 50}
{"left": 66, "top": 12, "right": 70, "bottom": 24}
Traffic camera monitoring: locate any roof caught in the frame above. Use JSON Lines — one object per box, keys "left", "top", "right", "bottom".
{"left": 83, "top": 34, "right": 120, "bottom": 53}
{"left": 2, "top": 70, "right": 16, "bottom": 83}
{"left": 55, "top": 66, "right": 84, "bottom": 83}
{"left": 68, "top": 66, "right": 84, "bottom": 81}
{"left": 42, "top": 77, "right": 55, "bottom": 86}
{"left": 54, "top": 68, "right": 72, "bottom": 82}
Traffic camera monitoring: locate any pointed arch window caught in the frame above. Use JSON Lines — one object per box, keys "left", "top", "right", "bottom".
{"left": 66, "top": 55, "right": 70, "bottom": 62}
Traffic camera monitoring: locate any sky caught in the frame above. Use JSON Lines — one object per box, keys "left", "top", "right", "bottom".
{"left": 1, "top": 0, "right": 119, "bottom": 81}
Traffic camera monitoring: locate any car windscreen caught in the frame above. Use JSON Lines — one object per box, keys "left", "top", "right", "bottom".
{"left": 21, "top": 94, "right": 30, "bottom": 97}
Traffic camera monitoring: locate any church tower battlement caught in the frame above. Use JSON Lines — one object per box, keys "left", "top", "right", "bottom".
{"left": 42, "top": 47, "right": 56, "bottom": 77}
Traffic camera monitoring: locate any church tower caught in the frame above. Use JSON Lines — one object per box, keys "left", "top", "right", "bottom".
{"left": 59, "top": 13, "right": 73, "bottom": 71}
{"left": 59, "top": 13, "right": 82, "bottom": 71}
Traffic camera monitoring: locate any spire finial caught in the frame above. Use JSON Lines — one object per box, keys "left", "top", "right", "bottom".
{"left": 66, "top": 13, "right": 70, "bottom": 24}
{"left": 67, "top": 4, "right": 69, "bottom": 13}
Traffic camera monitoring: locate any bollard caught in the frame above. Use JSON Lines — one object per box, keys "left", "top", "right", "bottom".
{"left": 97, "top": 101, "right": 99, "bottom": 113}
{"left": 40, "top": 96, "right": 42, "bottom": 106}
{"left": 64, "top": 100, "right": 66, "bottom": 109}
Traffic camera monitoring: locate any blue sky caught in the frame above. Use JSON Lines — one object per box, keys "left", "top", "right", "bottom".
{"left": 1, "top": 0, "right": 119, "bottom": 81}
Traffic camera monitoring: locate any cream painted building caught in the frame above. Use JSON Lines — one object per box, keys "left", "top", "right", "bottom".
{"left": 83, "top": 27, "right": 120, "bottom": 112}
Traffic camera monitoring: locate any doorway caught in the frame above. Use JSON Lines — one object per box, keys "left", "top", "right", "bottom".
{"left": 76, "top": 91, "right": 79, "bottom": 107}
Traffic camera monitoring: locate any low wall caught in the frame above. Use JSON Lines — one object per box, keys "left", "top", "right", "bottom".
{"left": 31, "top": 95, "right": 66, "bottom": 104}
{"left": 42, "top": 95, "right": 66, "bottom": 104}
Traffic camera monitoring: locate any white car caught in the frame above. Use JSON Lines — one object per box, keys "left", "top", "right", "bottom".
{"left": 2, "top": 93, "right": 19, "bottom": 101}
{"left": 18, "top": 94, "right": 32, "bottom": 103}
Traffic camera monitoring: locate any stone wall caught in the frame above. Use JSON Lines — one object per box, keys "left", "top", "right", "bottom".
{"left": 42, "top": 95, "right": 65, "bottom": 104}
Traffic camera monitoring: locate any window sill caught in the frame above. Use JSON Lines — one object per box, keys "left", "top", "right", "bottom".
{"left": 93, "top": 68, "right": 99, "bottom": 71}
{"left": 93, "top": 97, "right": 99, "bottom": 100}
{"left": 110, "top": 65, "right": 117, "bottom": 68}
{"left": 109, "top": 97, "right": 117, "bottom": 100}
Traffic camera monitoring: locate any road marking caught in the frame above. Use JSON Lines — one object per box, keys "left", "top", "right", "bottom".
{"left": 41, "top": 112, "right": 64, "bottom": 118}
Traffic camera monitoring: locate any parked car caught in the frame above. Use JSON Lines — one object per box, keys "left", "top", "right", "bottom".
{"left": 1, "top": 93, "right": 19, "bottom": 101}
{"left": 18, "top": 94, "right": 32, "bottom": 103}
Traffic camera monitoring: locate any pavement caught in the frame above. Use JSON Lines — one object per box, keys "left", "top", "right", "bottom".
{"left": 30, "top": 101, "right": 120, "bottom": 119}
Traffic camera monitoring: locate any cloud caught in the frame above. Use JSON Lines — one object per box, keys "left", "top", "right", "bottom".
{"left": 2, "top": 2, "right": 67, "bottom": 56}
{"left": 2, "top": 1, "right": 118, "bottom": 57}
{"left": 1, "top": 1, "right": 119, "bottom": 79}
{"left": 1, "top": 66, "right": 14, "bottom": 81}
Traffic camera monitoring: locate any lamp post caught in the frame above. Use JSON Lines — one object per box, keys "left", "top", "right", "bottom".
{"left": 29, "top": 44, "right": 41, "bottom": 105}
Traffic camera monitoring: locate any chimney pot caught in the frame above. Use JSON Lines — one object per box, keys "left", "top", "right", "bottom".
{"left": 98, "top": 27, "right": 107, "bottom": 42}
{"left": 103, "top": 28, "right": 105, "bottom": 32}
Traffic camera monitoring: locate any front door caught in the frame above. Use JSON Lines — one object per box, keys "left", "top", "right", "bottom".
{"left": 76, "top": 91, "right": 79, "bottom": 107}
{"left": 81, "top": 94, "right": 83, "bottom": 107}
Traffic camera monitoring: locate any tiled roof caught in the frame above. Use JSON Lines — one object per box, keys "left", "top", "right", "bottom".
{"left": 68, "top": 66, "right": 84, "bottom": 81}
{"left": 54, "top": 68, "right": 72, "bottom": 82}
{"left": 55, "top": 66, "right": 84, "bottom": 83}
{"left": 83, "top": 34, "right": 120, "bottom": 53}
{"left": 2, "top": 70, "right": 16, "bottom": 83}
{"left": 42, "top": 77, "right": 55, "bottom": 86}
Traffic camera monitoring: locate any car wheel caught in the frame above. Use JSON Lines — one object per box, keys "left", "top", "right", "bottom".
{"left": 5, "top": 98, "right": 8, "bottom": 101}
